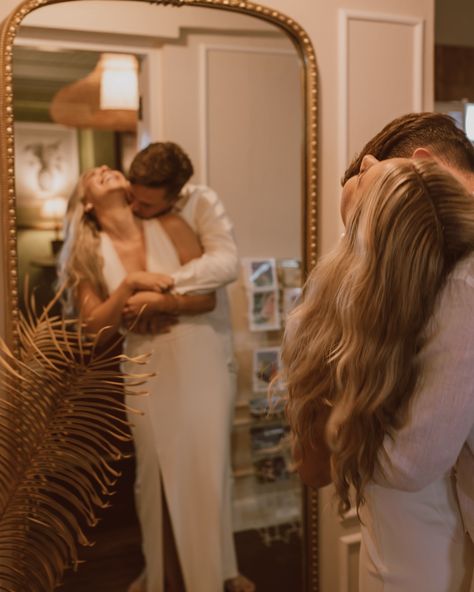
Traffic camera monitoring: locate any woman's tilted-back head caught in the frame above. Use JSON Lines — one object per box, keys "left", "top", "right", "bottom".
{"left": 57, "top": 168, "right": 119, "bottom": 315}
{"left": 282, "top": 157, "right": 474, "bottom": 514}
{"left": 81, "top": 167, "right": 130, "bottom": 212}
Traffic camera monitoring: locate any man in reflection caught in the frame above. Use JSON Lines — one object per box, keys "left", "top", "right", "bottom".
{"left": 124, "top": 142, "right": 255, "bottom": 592}
{"left": 127, "top": 142, "right": 239, "bottom": 335}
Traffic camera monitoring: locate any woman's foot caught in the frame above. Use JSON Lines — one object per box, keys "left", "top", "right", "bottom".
{"left": 224, "top": 574, "right": 256, "bottom": 592}
{"left": 128, "top": 571, "right": 147, "bottom": 592}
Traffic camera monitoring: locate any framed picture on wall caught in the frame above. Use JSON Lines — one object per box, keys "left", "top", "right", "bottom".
{"left": 277, "top": 258, "right": 302, "bottom": 288}
{"left": 242, "top": 257, "right": 278, "bottom": 291}
{"left": 248, "top": 289, "right": 281, "bottom": 332}
{"left": 252, "top": 346, "right": 284, "bottom": 392}
{"left": 14, "top": 122, "right": 79, "bottom": 229}
{"left": 254, "top": 455, "right": 290, "bottom": 483}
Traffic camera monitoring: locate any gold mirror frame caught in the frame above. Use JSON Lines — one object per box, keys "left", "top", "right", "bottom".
{"left": 0, "top": 0, "right": 319, "bottom": 589}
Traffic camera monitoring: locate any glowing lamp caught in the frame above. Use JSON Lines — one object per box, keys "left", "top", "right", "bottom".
{"left": 100, "top": 53, "right": 139, "bottom": 111}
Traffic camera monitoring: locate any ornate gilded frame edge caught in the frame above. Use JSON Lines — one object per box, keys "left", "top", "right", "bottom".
{"left": 0, "top": 0, "right": 319, "bottom": 589}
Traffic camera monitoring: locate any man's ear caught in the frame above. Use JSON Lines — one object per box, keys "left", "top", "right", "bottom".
{"left": 411, "top": 147, "right": 435, "bottom": 161}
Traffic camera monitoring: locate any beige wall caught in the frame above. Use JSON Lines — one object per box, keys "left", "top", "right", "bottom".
{"left": 156, "top": 31, "right": 301, "bottom": 257}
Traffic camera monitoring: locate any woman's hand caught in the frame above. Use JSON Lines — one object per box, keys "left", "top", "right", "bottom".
{"left": 126, "top": 271, "right": 175, "bottom": 293}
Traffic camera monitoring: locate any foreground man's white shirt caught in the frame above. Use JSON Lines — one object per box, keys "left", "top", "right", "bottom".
{"left": 378, "top": 252, "right": 474, "bottom": 540}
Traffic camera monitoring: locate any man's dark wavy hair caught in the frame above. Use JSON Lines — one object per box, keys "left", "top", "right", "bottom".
{"left": 343, "top": 112, "right": 474, "bottom": 185}
{"left": 128, "top": 141, "right": 194, "bottom": 198}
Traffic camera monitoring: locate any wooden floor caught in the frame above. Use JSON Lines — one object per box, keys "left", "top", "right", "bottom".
{"left": 59, "top": 457, "right": 303, "bottom": 592}
{"left": 59, "top": 457, "right": 145, "bottom": 592}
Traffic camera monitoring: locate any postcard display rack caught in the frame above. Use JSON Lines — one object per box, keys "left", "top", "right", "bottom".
{"left": 229, "top": 257, "right": 303, "bottom": 544}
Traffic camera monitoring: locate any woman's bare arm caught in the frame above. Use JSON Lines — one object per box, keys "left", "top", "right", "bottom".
{"left": 294, "top": 436, "right": 332, "bottom": 489}
{"left": 77, "top": 279, "right": 133, "bottom": 337}
{"left": 292, "top": 407, "right": 332, "bottom": 489}
{"left": 77, "top": 271, "right": 175, "bottom": 337}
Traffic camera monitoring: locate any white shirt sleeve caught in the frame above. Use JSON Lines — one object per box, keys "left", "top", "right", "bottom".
{"left": 377, "top": 269, "right": 474, "bottom": 491}
{"left": 171, "top": 186, "right": 239, "bottom": 294}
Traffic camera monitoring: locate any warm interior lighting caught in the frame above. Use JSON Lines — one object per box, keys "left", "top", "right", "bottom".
{"left": 42, "top": 196, "right": 67, "bottom": 220}
{"left": 42, "top": 196, "right": 68, "bottom": 253}
{"left": 100, "top": 53, "right": 139, "bottom": 111}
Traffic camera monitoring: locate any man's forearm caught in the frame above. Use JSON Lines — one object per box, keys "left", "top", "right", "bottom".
{"left": 172, "top": 251, "right": 238, "bottom": 293}
{"left": 173, "top": 185, "right": 239, "bottom": 292}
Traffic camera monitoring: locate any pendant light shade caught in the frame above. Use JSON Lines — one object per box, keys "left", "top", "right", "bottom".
{"left": 49, "top": 53, "right": 139, "bottom": 132}
{"left": 100, "top": 53, "right": 139, "bottom": 110}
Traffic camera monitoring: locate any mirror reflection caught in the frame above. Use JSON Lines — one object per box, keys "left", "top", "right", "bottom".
{"left": 13, "top": 3, "right": 305, "bottom": 591}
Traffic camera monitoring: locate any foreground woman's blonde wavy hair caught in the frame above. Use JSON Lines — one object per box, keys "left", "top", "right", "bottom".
{"left": 282, "top": 158, "right": 474, "bottom": 514}
{"left": 57, "top": 172, "right": 109, "bottom": 316}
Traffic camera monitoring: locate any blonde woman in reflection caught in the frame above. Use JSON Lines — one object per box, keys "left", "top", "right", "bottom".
{"left": 57, "top": 167, "right": 250, "bottom": 592}
{"left": 282, "top": 156, "right": 474, "bottom": 591}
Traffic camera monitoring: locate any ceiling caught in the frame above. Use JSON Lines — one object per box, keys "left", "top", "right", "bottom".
{"left": 13, "top": 46, "right": 102, "bottom": 109}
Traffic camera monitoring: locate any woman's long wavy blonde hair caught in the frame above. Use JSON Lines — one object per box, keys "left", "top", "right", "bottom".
{"left": 282, "top": 158, "right": 474, "bottom": 514}
{"left": 56, "top": 173, "right": 109, "bottom": 316}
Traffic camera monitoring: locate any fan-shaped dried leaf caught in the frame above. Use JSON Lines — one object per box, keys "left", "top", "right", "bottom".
{"left": 0, "top": 298, "right": 151, "bottom": 592}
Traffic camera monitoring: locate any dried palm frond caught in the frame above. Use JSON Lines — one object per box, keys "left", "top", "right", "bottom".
{"left": 0, "top": 294, "right": 151, "bottom": 592}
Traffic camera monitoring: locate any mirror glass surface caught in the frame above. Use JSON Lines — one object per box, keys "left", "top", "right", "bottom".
{"left": 12, "top": 2, "right": 305, "bottom": 590}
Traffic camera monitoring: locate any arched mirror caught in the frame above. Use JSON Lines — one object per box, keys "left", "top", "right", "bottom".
{"left": 0, "top": 1, "right": 318, "bottom": 590}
